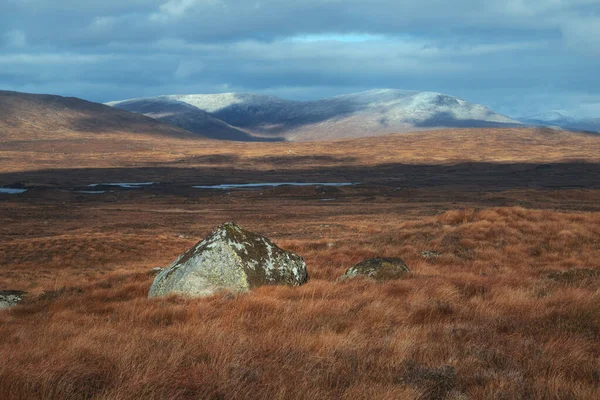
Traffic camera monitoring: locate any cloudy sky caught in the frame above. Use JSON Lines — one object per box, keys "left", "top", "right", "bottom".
{"left": 1, "top": 0, "right": 599, "bottom": 117}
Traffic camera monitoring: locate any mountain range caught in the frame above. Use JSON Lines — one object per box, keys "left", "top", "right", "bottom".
{"left": 107, "top": 89, "right": 524, "bottom": 141}
{"left": 519, "top": 111, "right": 600, "bottom": 134}
{"left": 2, "top": 89, "right": 597, "bottom": 145}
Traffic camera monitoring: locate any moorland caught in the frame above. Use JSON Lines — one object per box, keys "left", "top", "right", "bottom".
{"left": 1, "top": 94, "right": 600, "bottom": 399}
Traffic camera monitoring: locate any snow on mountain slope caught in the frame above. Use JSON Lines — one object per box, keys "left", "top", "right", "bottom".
{"left": 108, "top": 89, "right": 522, "bottom": 141}
{"left": 167, "top": 93, "right": 296, "bottom": 114}
{"left": 519, "top": 111, "right": 600, "bottom": 133}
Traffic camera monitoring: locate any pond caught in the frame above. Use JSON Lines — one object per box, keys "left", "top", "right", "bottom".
{"left": 193, "top": 182, "right": 356, "bottom": 189}
{"left": 0, "top": 188, "right": 28, "bottom": 194}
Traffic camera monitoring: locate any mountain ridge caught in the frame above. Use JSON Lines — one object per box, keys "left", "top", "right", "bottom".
{"left": 108, "top": 89, "right": 523, "bottom": 141}
{"left": 107, "top": 97, "right": 279, "bottom": 142}
{"left": 519, "top": 111, "right": 600, "bottom": 133}
{"left": 0, "top": 90, "right": 202, "bottom": 142}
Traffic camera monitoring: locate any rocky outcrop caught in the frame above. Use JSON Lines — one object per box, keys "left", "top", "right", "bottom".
{"left": 0, "top": 290, "right": 26, "bottom": 309}
{"left": 341, "top": 258, "right": 411, "bottom": 281}
{"left": 149, "top": 222, "right": 308, "bottom": 298}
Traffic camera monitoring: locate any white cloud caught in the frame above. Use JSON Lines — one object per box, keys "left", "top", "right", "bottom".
{"left": 90, "top": 16, "right": 117, "bottom": 30}
{"left": 288, "top": 34, "right": 387, "bottom": 43}
{"left": 150, "top": 0, "right": 223, "bottom": 21}
{"left": 0, "top": 53, "right": 113, "bottom": 65}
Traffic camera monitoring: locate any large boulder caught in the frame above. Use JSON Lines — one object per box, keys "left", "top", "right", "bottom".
{"left": 149, "top": 222, "right": 308, "bottom": 298}
{"left": 0, "top": 290, "right": 26, "bottom": 309}
{"left": 341, "top": 258, "right": 411, "bottom": 281}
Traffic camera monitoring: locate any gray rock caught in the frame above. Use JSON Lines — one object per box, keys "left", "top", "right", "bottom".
{"left": 149, "top": 222, "right": 308, "bottom": 298}
{"left": 341, "top": 258, "right": 411, "bottom": 281}
{"left": 0, "top": 290, "right": 26, "bottom": 309}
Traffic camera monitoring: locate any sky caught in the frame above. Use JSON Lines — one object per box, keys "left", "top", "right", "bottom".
{"left": 1, "top": 0, "right": 599, "bottom": 118}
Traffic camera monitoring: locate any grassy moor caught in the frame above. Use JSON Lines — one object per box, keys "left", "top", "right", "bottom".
{"left": 4, "top": 0, "right": 600, "bottom": 398}
{"left": 2, "top": 123, "right": 600, "bottom": 399}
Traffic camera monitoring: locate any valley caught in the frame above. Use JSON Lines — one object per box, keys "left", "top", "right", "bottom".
{"left": 2, "top": 105, "right": 600, "bottom": 397}
{"left": 3, "top": 0, "right": 599, "bottom": 397}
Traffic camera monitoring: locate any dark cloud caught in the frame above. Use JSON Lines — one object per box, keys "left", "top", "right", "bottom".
{"left": 1, "top": 0, "right": 599, "bottom": 117}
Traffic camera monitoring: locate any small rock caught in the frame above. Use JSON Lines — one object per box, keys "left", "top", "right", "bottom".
{"left": 341, "top": 258, "right": 411, "bottom": 281}
{"left": 421, "top": 250, "right": 442, "bottom": 259}
{"left": 0, "top": 290, "right": 26, "bottom": 309}
{"left": 149, "top": 222, "right": 308, "bottom": 298}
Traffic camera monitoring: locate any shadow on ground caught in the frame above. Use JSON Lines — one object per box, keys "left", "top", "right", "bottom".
{"left": 0, "top": 161, "right": 598, "bottom": 191}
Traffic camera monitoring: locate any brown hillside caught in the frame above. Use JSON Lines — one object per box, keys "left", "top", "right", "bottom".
{"left": 0, "top": 90, "right": 202, "bottom": 143}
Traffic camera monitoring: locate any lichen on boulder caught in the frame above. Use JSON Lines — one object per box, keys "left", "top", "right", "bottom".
{"left": 0, "top": 290, "right": 26, "bottom": 309}
{"left": 148, "top": 222, "right": 308, "bottom": 298}
{"left": 341, "top": 258, "right": 411, "bottom": 281}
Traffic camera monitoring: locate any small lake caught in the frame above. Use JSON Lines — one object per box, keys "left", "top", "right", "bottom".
{"left": 0, "top": 188, "right": 28, "bottom": 194}
{"left": 193, "top": 182, "right": 356, "bottom": 189}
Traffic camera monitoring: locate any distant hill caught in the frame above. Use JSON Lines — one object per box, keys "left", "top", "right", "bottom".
{"left": 108, "top": 89, "right": 523, "bottom": 141}
{"left": 519, "top": 111, "right": 600, "bottom": 134}
{"left": 0, "top": 90, "right": 204, "bottom": 142}
{"left": 104, "top": 97, "right": 276, "bottom": 142}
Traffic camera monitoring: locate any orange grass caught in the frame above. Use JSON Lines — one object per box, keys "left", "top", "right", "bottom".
{"left": 2, "top": 128, "right": 600, "bottom": 176}
{"left": 2, "top": 206, "right": 600, "bottom": 399}
{"left": 2, "top": 124, "right": 600, "bottom": 398}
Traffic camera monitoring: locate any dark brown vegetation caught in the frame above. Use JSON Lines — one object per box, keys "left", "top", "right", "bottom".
{"left": 1, "top": 118, "right": 600, "bottom": 398}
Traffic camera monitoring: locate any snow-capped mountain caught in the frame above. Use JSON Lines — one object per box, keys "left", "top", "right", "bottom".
{"left": 519, "top": 111, "right": 600, "bottom": 133}
{"left": 108, "top": 89, "right": 522, "bottom": 141}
